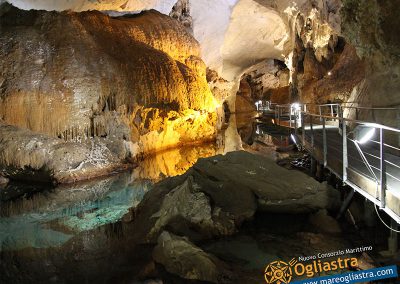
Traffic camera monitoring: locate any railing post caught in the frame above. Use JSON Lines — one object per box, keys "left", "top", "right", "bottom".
{"left": 342, "top": 118, "right": 348, "bottom": 182}
{"left": 339, "top": 107, "right": 343, "bottom": 135}
{"left": 380, "top": 127, "right": 386, "bottom": 209}
{"left": 397, "top": 108, "right": 400, "bottom": 150}
{"left": 310, "top": 115, "right": 314, "bottom": 154}
{"left": 323, "top": 117, "right": 327, "bottom": 167}
{"left": 294, "top": 110, "right": 298, "bottom": 136}
{"left": 302, "top": 113, "right": 305, "bottom": 146}
{"left": 290, "top": 106, "right": 292, "bottom": 129}
{"left": 331, "top": 104, "right": 334, "bottom": 118}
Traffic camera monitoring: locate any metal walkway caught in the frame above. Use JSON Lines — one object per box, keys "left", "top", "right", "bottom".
{"left": 260, "top": 102, "right": 400, "bottom": 224}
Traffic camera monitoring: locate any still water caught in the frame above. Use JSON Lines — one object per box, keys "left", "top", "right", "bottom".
{"left": 0, "top": 114, "right": 291, "bottom": 283}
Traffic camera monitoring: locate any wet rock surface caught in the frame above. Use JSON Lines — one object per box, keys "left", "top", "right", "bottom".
{"left": 129, "top": 151, "right": 340, "bottom": 245}
{"left": 153, "top": 231, "right": 230, "bottom": 283}
{"left": 0, "top": 175, "right": 8, "bottom": 187}
{"left": 147, "top": 176, "right": 236, "bottom": 241}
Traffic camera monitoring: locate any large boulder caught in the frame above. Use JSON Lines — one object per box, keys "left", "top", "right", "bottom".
{"left": 191, "top": 151, "right": 341, "bottom": 213}
{"left": 153, "top": 231, "right": 229, "bottom": 283}
{"left": 147, "top": 176, "right": 236, "bottom": 241}
{"left": 130, "top": 151, "right": 340, "bottom": 244}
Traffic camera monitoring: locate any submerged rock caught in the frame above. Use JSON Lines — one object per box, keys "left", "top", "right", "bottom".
{"left": 0, "top": 175, "right": 8, "bottom": 187}
{"left": 148, "top": 176, "right": 235, "bottom": 241}
{"left": 153, "top": 231, "right": 228, "bottom": 283}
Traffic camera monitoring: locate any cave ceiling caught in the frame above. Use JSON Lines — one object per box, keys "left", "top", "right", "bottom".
{"left": 1, "top": 0, "right": 325, "bottom": 80}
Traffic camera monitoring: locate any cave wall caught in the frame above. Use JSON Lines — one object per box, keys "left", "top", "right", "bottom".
{"left": 0, "top": 5, "right": 218, "bottom": 156}
{"left": 1, "top": 0, "right": 177, "bottom": 14}
{"left": 1, "top": 0, "right": 343, "bottom": 114}
{"left": 340, "top": 0, "right": 400, "bottom": 127}
{"left": 1, "top": 0, "right": 399, "bottom": 143}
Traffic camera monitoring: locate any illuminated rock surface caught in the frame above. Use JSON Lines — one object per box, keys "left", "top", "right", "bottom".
{"left": 2, "top": 0, "right": 177, "bottom": 13}
{"left": 0, "top": 4, "right": 218, "bottom": 181}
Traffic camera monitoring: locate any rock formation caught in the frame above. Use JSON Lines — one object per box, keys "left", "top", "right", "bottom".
{"left": 0, "top": 4, "right": 218, "bottom": 181}
{"left": 0, "top": 123, "right": 129, "bottom": 183}
{"left": 340, "top": 0, "right": 400, "bottom": 127}
{"left": 169, "top": 0, "right": 192, "bottom": 33}
{"left": 1, "top": 0, "right": 177, "bottom": 13}
{"left": 153, "top": 231, "right": 229, "bottom": 283}
{"left": 2, "top": 1, "right": 397, "bottom": 117}
{"left": 129, "top": 151, "right": 340, "bottom": 245}
{"left": 125, "top": 151, "right": 340, "bottom": 281}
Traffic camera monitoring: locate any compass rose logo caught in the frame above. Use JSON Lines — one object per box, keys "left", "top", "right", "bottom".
{"left": 264, "top": 258, "right": 297, "bottom": 284}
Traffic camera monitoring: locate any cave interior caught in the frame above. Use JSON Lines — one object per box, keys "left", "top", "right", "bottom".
{"left": 0, "top": 0, "right": 400, "bottom": 283}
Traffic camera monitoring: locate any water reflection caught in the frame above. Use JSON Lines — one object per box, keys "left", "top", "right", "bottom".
{"left": 0, "top": 113, "right": 290, "bottom": 283}
{"left": 0, "top": 173, "right": 151, "bottom": 251}
{"left": 237, "top": 113, "right": 291, "bottom": 149}
{"left": 0, "top": 143, "right": 225, "bottom": 253}
{"left": 133, "top": 144, "right": 219, "bottom": 181}
{"left": 0, "top": 115, "right": 290, "bottom": 252}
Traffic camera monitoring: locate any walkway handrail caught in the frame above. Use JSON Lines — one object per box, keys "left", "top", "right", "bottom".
{"left": 295, "top": 109, "right": 400, "bottom": 222}
{"left": 302, "top": 112, "right": 400, "bottom": 133}
{"left": 267, "top": 101, "right": 400, "bottom": 224}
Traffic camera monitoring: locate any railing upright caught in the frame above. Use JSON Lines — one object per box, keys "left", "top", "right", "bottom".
{"left": 380, "top": 128, "right": 386, "bottom": 209}
{"left": 323, "top": 117, "right": 327, "bottom": 167}
{"left": 342, "top": 117, "right": 348, "bottom": 182}
{"left": 310, "top": 116, "right": 314, "bottom": 154}
{"left": 319, "top": 105, "right": 322, "bottom": 122}
{"left": 302, "top": 112, "right": 305, "bottom": 146}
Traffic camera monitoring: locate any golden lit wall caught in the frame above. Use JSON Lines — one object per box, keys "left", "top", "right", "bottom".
{"left": 0, "top": 6, "right": 217, "bottom": 154}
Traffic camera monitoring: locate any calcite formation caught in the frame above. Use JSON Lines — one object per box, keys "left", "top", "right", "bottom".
{"left": 0, "top": 0, "right": 352, "bottom": 112}
{"left": 0, "top": 123, "right": 128, "bottom": 183}
{"left": 0, "top": 4, "right": 218, "bottom": 162}
{"left": 1, "top": 0, "right": 177, "bottom": 13}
